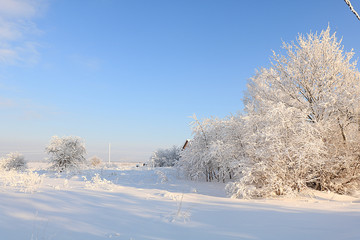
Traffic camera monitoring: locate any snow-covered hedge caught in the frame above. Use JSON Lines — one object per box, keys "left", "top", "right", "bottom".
{"left": 178, "top": 27, "right": 360, "bottom": 198}
{"left": 0, "top": 152, "right": 27, "bottom": 171}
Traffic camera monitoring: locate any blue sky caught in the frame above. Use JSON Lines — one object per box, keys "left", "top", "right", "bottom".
{"left": 1, "top": 0, "right": 360, "bottom": 162}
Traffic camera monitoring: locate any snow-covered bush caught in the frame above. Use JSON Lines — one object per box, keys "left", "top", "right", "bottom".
{"left": 46, "top": 136, "right": 87, "bottom": 172}
{"left": 84, "top": 174, "right": 115, "bottom": 191}
{"left": 155, "top": 170, "right": 169, "bottom": 183}
{"left": 0, "top": 152, "right": 27, "bottom": 171}
{"left": 0, "top": 170, "right": 43, "bottom": 193}
{"left": 228, "top": 26, "right": 360, "bottom": 198}
{"left": 149, "top": 146, "right": 181, "bottom": 167}
{"left": 89, "top": 156, "right": 102, "bottom": 167}
{"left": 177, "top": 114, "right": 246, "bottom": 182}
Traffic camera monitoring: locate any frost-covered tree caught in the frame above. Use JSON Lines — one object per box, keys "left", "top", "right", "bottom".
{"left": 227, "top": 27, "right": 360, "bottom": 198}
{"left": 46, "top": 136, "right": 87, "bottom": 172}
{"left": 149, "top": 146, "right": 181, "bottom": 167}
{"left": 226, "top": 104, "right": 328, "bottom": 198}
{"left": 0, "top": 152, "right": 27, "bottom": 171}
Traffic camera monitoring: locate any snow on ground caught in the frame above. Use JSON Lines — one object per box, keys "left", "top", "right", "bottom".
{"left": 1, "top": 162, "right": 360, "bottom": 240}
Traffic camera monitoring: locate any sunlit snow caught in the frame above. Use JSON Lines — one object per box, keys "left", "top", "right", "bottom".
{"left": 0, "top": 162, "right": 360, "bottom": 240}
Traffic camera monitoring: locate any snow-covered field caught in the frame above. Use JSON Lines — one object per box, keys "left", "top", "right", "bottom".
{"left": 1, "top": 162, "right": 360, "bottom": 240}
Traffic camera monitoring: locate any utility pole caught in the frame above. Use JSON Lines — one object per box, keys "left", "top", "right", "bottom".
{"left": 108, "top": 142, "right": 111, "bottom": 163}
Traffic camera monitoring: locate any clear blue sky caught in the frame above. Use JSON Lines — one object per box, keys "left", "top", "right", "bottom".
{"left": 0, "top": 0, "right": 359, "bottom": 162}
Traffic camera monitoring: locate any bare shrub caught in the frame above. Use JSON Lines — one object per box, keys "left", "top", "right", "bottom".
{"left": 89, "top": 156, "right": 102, "bottom": 167}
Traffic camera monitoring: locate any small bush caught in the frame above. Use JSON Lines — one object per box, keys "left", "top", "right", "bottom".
{"left": 89, "top": 156, "right": 102, "bottom": 167}
{"left": 0, "top": 152, "right": 27, "bottom": 171}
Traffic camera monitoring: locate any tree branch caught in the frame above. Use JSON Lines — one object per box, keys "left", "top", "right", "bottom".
{"left": 344, "top": 0, "right": 360, "bottom": 21}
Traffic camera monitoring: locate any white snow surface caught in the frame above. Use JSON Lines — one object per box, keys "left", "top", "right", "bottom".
{"left": 1, "top": 162, "right": 360, "bottom": 240}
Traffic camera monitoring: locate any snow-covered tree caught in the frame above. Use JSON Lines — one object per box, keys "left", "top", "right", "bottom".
{"left": 46, "top": 136, "right": 87, "bottom": 172}
{"left": 0, "top": 152, "right": 27, "bottom": 171}
{"left": 226, "top": 104, "right": 327, "bottom": 198}
{"left": 228, "top": 26, "right": 360, "bottom": 198}
{"left": 149, "top": 146, "right": 181, "bottom": 167}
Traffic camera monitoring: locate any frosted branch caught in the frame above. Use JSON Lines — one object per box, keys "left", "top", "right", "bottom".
{"left": 344, "top": 0, "right": 360, "bottom": 21}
